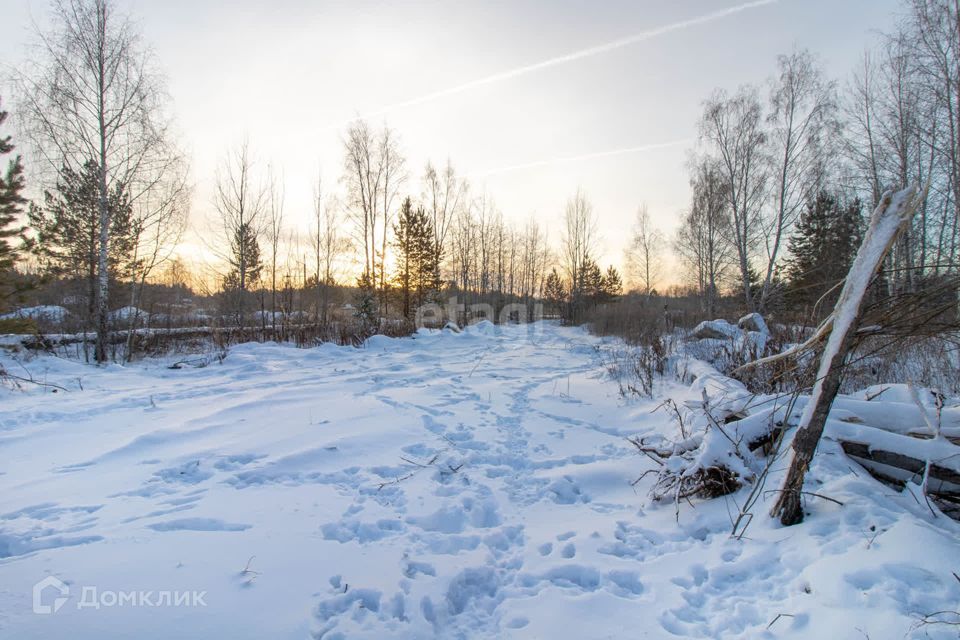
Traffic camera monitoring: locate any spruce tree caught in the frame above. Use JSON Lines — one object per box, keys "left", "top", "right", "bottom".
{"left": 786, "top": 191, "right": 863, "bottom": 314}
{"left": 219, "top": 220, "right": 262, "bottom": 327}
{"left": 353, "top": 272, "right": 377, "bottom": 331}
{"left": 225, "top": 221, "right": 263, "bottom": 291}
{"left": 0, "top": 99, "right": 28, "bottom": 312}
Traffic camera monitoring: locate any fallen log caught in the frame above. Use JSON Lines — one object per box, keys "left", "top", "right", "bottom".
{"left": 829, "top": 397, "right": 960, "bottom": 439}
{"left": 838, "top": 441, "right": 960, "bottom": 488}
{"left": 676, "top": 357, "right": 755, "bottom": 420}
{"left": 825, "top": 417, "right": 960, "bottom": 493}
{"left": 717, "top": 405, "right": 960, "bottom": 498}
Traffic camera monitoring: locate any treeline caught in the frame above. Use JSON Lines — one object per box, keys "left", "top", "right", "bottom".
{"left": 2, "top": 0, "right": 959, "bottom": 363}
{"left": 0, "top": 0, "right": 628, "bottom": 358}
{"left": 0, "top": 0, "right": 577, "bottom": 358}
{"left": 668, "top": 0, "right": 960, "bottom": 323}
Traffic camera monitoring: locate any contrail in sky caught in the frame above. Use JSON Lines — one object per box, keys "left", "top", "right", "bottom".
{"left": 331, "top": 0, "right": 778, "bottom": 128}
{"left": 470, "top": 139, "right": 693, "bottom": 178}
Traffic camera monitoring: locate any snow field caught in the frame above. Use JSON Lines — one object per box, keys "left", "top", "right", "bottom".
{"left": 0, "top": 321, "right": 958, "bottom": 639}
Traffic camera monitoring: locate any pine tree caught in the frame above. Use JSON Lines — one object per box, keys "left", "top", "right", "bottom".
{"left": 543, "top": 268, "right": 566, "bottom": 318}
{"left": 600, "top": 265, "right": 623, "bottom": 302}
{"left": 392, "top": 197, "right": 437, "bottom": 319}
{"left": 393, "top": 198, "right": 415, "bottom": 319}
{"left": 0, "top": 99, "right": 29, "bottom": 312}
{"left": 578, "top": 258, "right": 604, "bottom": 306}
{"left": 413, "top": 212, "right": 438, "bottom": 311}
{"left": 29, "top": 160, "right": 136, "bottom": 320}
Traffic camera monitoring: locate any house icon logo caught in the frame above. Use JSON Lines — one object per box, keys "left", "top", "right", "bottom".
{"left": 33, "top": 576, "right": 69, "bottom": 614}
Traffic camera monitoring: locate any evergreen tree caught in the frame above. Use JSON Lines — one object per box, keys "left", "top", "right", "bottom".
{"left": 543, "top": 268, "right": 566, "bottom": 318}
{"left": 0, "top": 99, "right": 29, "bottom": 312}
{"left": 578, "top": 258, "right": 604, "bottom": 306}
{"left": 29, "top": 160, "right": 136, "bottom": 319}
{"left": 224, "top": 221, "right": 262, "bottom": 292}
{"left": 353, "top": 271, "right": 377, "bottom": 332}
{"left": 747, "top": 263, "right": 763, "bottom": 308}
{"left": 600, "top": 265, "right": 623, "bottom": 302}
{"left": 786, "top": 191, "right": 863, "bottom": 314}
{"left": 392, "top": 197, "right": 437, "bottom": 319}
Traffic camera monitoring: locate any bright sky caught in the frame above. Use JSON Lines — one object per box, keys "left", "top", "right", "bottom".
{"left": 1, "top": 0, "right": 902, "bottom": 280}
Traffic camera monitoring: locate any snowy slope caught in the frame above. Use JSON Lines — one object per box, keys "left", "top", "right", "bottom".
{"left": 1, "top": 322, "right": 959, "bottom": 639}
{"left": 0, "top": 305, "right": 69, "bottom": 322}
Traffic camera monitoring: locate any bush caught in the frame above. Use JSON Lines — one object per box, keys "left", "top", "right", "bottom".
{"left": 0, "top": 318, "right": 38, "bottom": 334}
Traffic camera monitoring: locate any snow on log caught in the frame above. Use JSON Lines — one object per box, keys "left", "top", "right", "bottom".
{"left": 689, "top": 320, "right": 739, "bottom": 341}
{"left": 639, "top": 349, "right": 960, "bottom": 508}
{"left": 826, "top": 418, "right": 960, "bottom": 481}
{"left": 829, "top": 397, "right": 960, "bottom": 439}
{"left": 677, "top": 357, "right": 754, "bottom": 420}
{"left": 744, "top": 393, "right": 960, "bottom": 440}
{"left": 737, "top": 313, "right": 768, "bottom": 334}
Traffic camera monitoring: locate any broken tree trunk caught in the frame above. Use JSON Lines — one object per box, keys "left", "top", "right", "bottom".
{"left": 771, "top": 185, "right": 925, "bottom": 526}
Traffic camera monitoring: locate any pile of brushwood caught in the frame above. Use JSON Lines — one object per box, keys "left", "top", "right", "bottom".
{"left": 632, "top": 185, "right": 960, "bottom": 525}
{"left": 632, "top": 342, "right": 960, "bottom": 517}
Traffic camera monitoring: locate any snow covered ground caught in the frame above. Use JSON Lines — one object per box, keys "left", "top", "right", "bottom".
{"left": 0, "top": 305, "right": 69, "bottom": 323}
{"left": 1, "top": 321, "right": 959, "bottom": 639}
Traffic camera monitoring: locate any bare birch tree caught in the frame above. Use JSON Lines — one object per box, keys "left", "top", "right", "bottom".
{"left": 265, "top": 166, "right": 285, "bottom": 321}
{"left": 342, "top": 119, "right": 405, "bottom": 317}
{"left": 212, "top": 141, "right": 266, "bottom": 326}
{"left": 378, "top": 126, "right": 406, "bottom": 298}
{"left": 625, "top": 203, "right": 663, "bottom": 296}
{"left": 311, "top": 173, "right": 348, "bottom": 324}
{"left": 760, "top": 48, "right": 836, "bottom": 311}
{"left": 123, "top": 159, "right": 189, "bottom": 359}
{"left": 423, "top": 159, "right": 467, "bottom": 274}
{"left": 450, "top": 204, "right": 476, "bottom": 300}
{"left": 561, "top": 187, "right": 598, "bottom": 320}
{"left": 342, "top": 120, "right": 382, "bottom": 286}
{"left": 700, "top": 87, "right": 767, "bottom": 311}
{"left": 904, "top": 0, "right": 960, "bottom": 274}
{"left": 842, "top": 2, "right": 960, "bottom": 285}
{"left": 518, "top": 218, "right": 550, "bottom": 316}
{"left": 675, "top": 158, "right": 733, "bottom": 316}
{"left": 16, "top": 0, "right": 181, "bottom": 362}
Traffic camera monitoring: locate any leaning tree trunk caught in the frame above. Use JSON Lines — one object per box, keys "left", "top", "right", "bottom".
{"left": 771, "top": 184, "right": 925, "bottom": 525}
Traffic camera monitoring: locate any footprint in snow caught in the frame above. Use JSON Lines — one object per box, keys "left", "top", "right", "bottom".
{"left": 546, "top": 476, "right": 590, "bottom": 505}
{"left": 402, "top": 557, "right": 436, "bottom": 579}
{"left": 147, "top": 518, "right": 251, "bottom": 532}
{"left": 153, "top": 460, "right": 212, "bottom": 485}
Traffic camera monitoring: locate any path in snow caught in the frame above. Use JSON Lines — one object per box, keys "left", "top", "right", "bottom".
{"left": 2, "top": 322, "right": 959, "bottom": 639}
